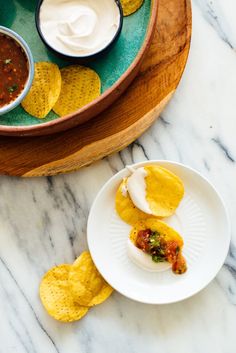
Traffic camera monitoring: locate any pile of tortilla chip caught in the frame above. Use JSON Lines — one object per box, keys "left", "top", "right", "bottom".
{"left": 22, "top": 62, "right": 101, "bottom": 119}
{"left": 40, "top": 251, "right": 113, "bottom": 322}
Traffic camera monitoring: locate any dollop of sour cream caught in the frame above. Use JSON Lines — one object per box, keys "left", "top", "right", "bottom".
{"left": 39, "top": 0, "right": 120, "bottom": 56}
{"left": 127, "top": 167, "right": 152, "bottom": 214}
{"left": 127, "top": 240, "right": 171, "bottom": 272}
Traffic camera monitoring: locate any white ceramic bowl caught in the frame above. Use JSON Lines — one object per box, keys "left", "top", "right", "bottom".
{"left": 87, "top": 160, "right": 231, "bottom": 304}
{"left": 0, "top": 26, "right": 34, "bottom": 115}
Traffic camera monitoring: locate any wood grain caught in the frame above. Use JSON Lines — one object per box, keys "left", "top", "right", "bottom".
{"left": 0, "top": 0, "right": 192, "bottom": 177}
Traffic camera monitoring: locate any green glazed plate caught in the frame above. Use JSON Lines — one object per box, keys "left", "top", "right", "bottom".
{"left": 0, "top": 0, "right": 157, "bottom": 135}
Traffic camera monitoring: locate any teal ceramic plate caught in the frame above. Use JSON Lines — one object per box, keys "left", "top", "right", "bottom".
{"left": 0, "top": 0, "right": 158, "bottom": 136}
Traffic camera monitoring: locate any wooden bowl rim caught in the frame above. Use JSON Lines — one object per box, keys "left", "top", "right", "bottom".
{"left": 0, "top": 0, "right": 159, "bottom": 136}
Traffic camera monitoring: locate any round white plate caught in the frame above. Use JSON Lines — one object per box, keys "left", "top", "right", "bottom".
{"left": 87, "top": 161, "right": 231, "bottom": 304}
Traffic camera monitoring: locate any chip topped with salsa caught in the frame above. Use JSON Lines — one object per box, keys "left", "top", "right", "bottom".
{"left": 129, "top": 219, "right": 187, "bottom": 275}
{"left": 0, "top": 33, "right": 28, "bottom": 108}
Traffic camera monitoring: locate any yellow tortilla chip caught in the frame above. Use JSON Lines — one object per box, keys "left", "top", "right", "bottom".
{"left": 115, "top": 178, "right": 152, "bottom": 225}
{"left": 21, "top": 62, "right": 61, "bottom": 118}
{"left": 130, "top": 219, "right": 184, "bottom": 247}
{"left": 39, "top": 264, "right": 88, "bottom": 322}
{"left": 69, "top": 252, "right": 113, "bottom": 306}
{"left": 144, "top": 165, "right": 184, "bottom": 217}
{"left": 53, "top": 65, "right": 101, "bottom": 116}
{"left": 120, "top": 0, "right": 144, "bottom": 16}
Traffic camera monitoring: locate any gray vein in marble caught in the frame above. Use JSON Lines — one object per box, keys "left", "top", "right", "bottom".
{"left": 132, "top": 141, "right": 149, "bottom": 161}
{"left": 3, "top": 206, "right": 39, "bottom": 272}
{"left": 106, "top": 155, "right": 123, "bottom": 174}
{"left": 119, "top": 147, "right": 134, "bottom": 166}
{"left": 140, "top": 128, "right": 167, "bottom": 160}
{"left": 212, "top": 137, "right": 235, "bottom": 162}
{"left": 0, "top": 257, "right": 59, "bottom": 353}
{"left": 225, "top": 245, "right": 236, "bottom": 273}
{"left": 203, "top": 159, "right": 210, "bottom": 171}
{"left": 194, "top": 0, "right": 235, "bottom": 49}
{"left": 159, "top": 116, "right": 170, "bottom": 125}
{"left": 8, "top": 320, "right": 32, "bottom": 353}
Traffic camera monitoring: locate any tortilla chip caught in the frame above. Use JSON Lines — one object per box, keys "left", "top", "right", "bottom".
{"left": 130, "top": 219, "right": 184, "bottom": 247}
{"left": 21, "top": 62, "right": 61, "bottom": 118}
{"left": 39, "top": 264, "right": 88, "bottom": 322}
{"left": 120, "top": 0, "right": 144, "bottom": 16}
{"left": 144, "top": 166, "right": 184, "bottom": 217}
{"left": 53, "top": 65, "right": 101, "bottom": 116}
{"left": 115, "top": 178, "right": 152, "bottom": 225}
{"left": 69, "top": 252, "right": 113, "bottom": 306}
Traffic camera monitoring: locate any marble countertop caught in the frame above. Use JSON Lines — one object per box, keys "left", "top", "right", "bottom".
{"left": 1, "top": 0, "right": 236, "bottom": 352}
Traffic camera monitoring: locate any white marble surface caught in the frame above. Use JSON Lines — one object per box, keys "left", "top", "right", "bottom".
{"left": 1, "top": 0, "right": 236, "bottom": 352}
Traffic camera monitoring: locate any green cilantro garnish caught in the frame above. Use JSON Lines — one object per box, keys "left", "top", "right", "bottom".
{"left": 149, "top": 231, "right": 161, "bottom": 248}
{"left": 149, "top": 230, "right": 166, "bottom": 262}
{"left": 8, "top": 84, "right": 18, "bottom": 93}
{"left": 152, "top": 254, "right": 166, "bottom": 263}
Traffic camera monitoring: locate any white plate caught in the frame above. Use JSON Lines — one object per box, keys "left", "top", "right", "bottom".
{"left": 87, "top": 161, "right": 231, "bottom": 304}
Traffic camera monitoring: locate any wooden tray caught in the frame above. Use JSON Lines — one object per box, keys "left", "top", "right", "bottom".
{"left": 0, "top": 0, "right": 191, "bottom": 177}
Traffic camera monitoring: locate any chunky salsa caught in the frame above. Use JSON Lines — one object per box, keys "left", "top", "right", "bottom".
{"left": 0, "top": 33, "right": 28, "bottom": 108}
{"left": 136, "top": 229, "right": 187, "bottom": 274}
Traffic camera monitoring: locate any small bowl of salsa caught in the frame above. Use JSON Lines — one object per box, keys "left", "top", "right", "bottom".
{"left": 0, "top": 26, "right": 34, "bottom": 115}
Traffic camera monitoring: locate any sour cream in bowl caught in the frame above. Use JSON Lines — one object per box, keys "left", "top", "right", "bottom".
{"left": 36, "top": 0, "right": 123, "bottom": 62}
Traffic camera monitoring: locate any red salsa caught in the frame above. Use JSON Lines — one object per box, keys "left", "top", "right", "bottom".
{"left": 0, "top": 33, "right": 28, "bottom": 108}
{"left": 136, "top": 228, "right": 187, "bottom": 274}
